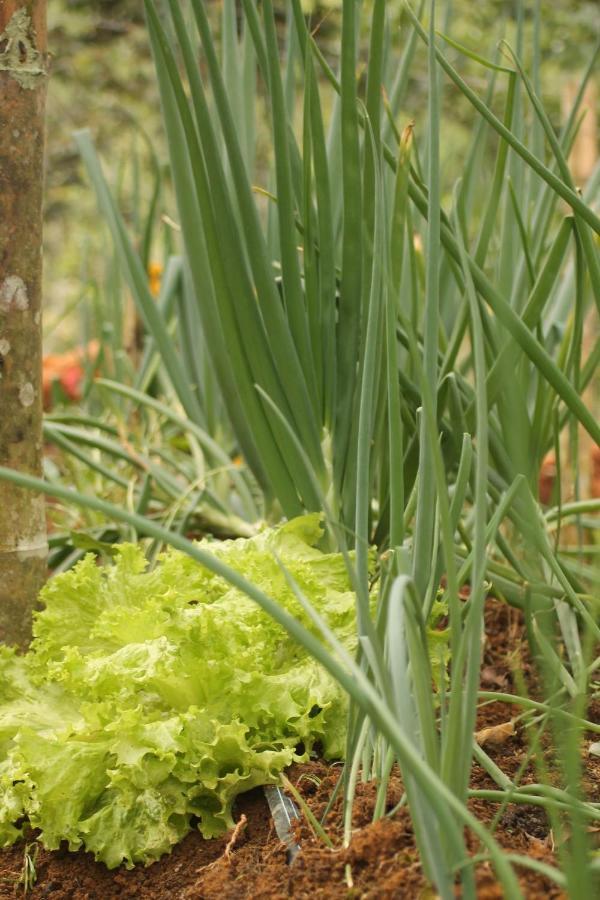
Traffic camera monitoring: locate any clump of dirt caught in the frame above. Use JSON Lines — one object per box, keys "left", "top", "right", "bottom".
{"left": 0, "top": 599, "right": 590, "bottom": 899}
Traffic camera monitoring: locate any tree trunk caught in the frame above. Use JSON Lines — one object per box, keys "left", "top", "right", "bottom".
{"left": 0, "top": 1, "right": 48, "bottom": 648}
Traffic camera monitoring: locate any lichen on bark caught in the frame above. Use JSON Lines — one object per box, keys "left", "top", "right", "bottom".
{"left": 0, "top": 7, "right": 46, "bottom": 89}
{"left": 0, "top": 1, "right": 48, "bottom": 648}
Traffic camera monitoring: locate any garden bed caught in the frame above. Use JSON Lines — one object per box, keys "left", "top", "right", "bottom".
{"left": 1, "top": 599, "right": 593, "bottom": 899}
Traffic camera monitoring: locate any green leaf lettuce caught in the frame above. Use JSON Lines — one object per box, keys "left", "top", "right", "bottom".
{"left": 0, "top": 515, "right": 357, "bottom": 867}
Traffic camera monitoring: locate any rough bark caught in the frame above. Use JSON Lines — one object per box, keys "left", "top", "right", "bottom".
{"left": 0, "top": 1, "right": 48, "bottom": 648}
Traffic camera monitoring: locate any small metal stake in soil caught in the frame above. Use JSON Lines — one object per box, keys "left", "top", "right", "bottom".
{"left": 263, "top": 785, "right": 301, "bottom": 863}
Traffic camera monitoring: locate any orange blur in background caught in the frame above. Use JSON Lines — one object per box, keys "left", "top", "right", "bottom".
{"left": 42, "top": 340, "right": 99, "bottom": 410}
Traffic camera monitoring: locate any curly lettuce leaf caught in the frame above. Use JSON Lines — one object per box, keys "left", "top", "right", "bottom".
{"left": 0, "top": 515, "right": 358, "bottom": 867}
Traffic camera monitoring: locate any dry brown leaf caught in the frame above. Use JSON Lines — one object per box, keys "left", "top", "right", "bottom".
{"left": 527, "top": 835, "right": 550, "bottom": 855}
{"left": 475, "top": 720, "right": 515, "bottom": 747}
{"left": 480, "top": 666, "right": 508, "bottom": 688}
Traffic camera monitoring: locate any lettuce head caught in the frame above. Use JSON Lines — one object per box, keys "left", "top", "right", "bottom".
{"left": 0, "top": 515, "right": 358, "bottom": 868}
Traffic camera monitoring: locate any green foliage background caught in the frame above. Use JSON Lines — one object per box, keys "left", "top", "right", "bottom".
{"left": 44, "top": 0, "right": 598, "bottom": 346}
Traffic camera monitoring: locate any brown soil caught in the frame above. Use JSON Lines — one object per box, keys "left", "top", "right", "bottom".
{"left": 0, "top": 600, "right": 593, "bottom": 899}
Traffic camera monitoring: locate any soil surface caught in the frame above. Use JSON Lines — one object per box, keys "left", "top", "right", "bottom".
{"left": 0, "top": 600, "right": 595, "bottom": 899}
